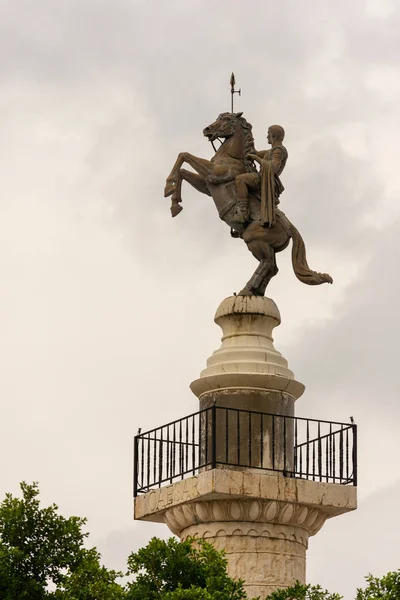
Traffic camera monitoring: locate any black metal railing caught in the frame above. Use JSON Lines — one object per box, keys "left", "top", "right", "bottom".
{"left": 133, "top": 406, "right": 357, "bottom": 496}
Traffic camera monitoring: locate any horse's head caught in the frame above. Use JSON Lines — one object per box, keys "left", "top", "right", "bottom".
{"left": 203, "top": 112, "right": 243, "bottom": 142}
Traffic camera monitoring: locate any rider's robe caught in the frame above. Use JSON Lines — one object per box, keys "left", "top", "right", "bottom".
{"left": 259, "top": 145, "right": 287, "bottom": 227}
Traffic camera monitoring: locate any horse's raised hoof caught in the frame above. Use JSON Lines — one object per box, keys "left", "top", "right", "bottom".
{"left": 164, "top": 180, "right": 176, "bottom": 197}
{"left": 171, "top": 203, "right": 183, "bottom": 218}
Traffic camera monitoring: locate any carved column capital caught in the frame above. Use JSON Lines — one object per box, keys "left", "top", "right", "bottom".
{"left": 164, "top": 498, "right": 326, "bottom": 540}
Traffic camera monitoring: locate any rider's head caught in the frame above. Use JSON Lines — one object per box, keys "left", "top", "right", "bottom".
{"left": 267, "top": 125, "right": 285, "bottom": 145}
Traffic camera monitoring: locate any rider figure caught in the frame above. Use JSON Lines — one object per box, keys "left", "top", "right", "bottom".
{"left": 231, "top": 125, "right": 288, "bottom": 225}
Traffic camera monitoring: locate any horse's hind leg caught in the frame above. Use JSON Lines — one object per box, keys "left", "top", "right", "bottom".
{"left": 239, "top": 258, "right": 278, "bottom": 296}
{"left": 239, "top": 239, "right": 278, "bottom": 296}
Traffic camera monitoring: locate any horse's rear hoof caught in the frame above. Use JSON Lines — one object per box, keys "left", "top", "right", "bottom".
{"left": 171, "top": 204, "right": 183, "bottom": 218}
{"left": 238, "top": 287, "right": 254, "bottom": 296}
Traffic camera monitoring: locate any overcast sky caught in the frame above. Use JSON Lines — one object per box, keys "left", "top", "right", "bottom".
{"left": 0, "top": 0, "right": 399, "bottom": 597}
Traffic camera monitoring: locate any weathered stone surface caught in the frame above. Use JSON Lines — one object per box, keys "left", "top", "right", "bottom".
{"left": 190, "top": 295, "right": 305, "bottom": 401}
{"left": 134, "top": 469, "right": 357, "bottom": 524}
{"left": 134, "top": 469, "right": 356, "bottom": 598}
{"left": 183, "top": 521, "right": 307, "bottom": 598}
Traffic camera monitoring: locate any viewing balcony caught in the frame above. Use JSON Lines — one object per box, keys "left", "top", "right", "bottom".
{"left": 133, "top": 406, "right": 357, "bottom": 496}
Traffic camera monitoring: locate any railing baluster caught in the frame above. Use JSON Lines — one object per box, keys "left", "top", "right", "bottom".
{"left": 260, "top": 413, "right": 264, "bottom": 469}
{"left": 283, "top": 416, "right": 287, "bottom": 473}
{"left": 179, "top": 421, "right": 183, "bottom": 479}
{"left": 166, "top": 426, "right": 170, "bottom": 483}
{"left": 306, "top": 420, "right": 310, "bottom": 479}
{"left": 346, "top": 427, "right": 349, "bottom": 482}
{"left": 192, "top": 415, "right": 195, "bottom": 475}
{"left": 329, "top": 422, "right": 332, "bottom": 482}
{"left": 205, "top": 409, "right": 209, "bottom": 465}
{"left": 153, "top": 430, "right": 157, "bottom": 486}
{"left": 140, "top": 436, "right": 144, "bottom": 490}
{"left": 158, "top": 428, "right": 163, "bottom": 487}
{"left": 147, "top": 434, "right": 150, "bottom": 490}
{"left": 172, "top": 423, "right": 176, "bottom": 481}
{"left": 237, "top": 410, "right": 240, "bottom": 464}
{"left": 325, "top": 433, "right": 328, "bottom": 483}
{"left": 299, "top": 442, "right": 303, "bottom": 478}
{"left": 198, "top": 410, "right": 202, "bottom": 467}
{"left": 185, "top": 418, "right": 189, "bottom": 475}
{"left": 312, "top": 439, "right": 315, "bottom": 481}
{"left": 211, "top": 405, "right": 216, "bottom": 469}
{"left": 133, "top": 435, "right": 138, "bottom": 497}
{"left": 352, "top": 424, "right": 358, "bottom": 487}
{"left": 339, "top": 426, "right": 344, "bottom": 482}
{"left": 272, "top": 415, "right": 275, "bottom": 470}
{"left": 249, "top": 412, "right": 252, "bottom": 467}
{"left": 333, "top": 429, "right": 336, "bottom": 482}
{"left": 225, "top": 408, "right": 229, "bottom": 463}
{"left": 294, "top": 418, "right": 298, "bottom": 476}
{"left": 318, "top": 421, "right": 322, "bottom": 482}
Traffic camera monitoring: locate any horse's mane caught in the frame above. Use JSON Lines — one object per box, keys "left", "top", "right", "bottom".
{"left": 238, "top": 116, "right": 257, "bottom": 174}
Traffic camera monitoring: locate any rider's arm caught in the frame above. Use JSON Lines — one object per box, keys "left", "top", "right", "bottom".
{"left": 251, "top": 149, "right": 267, "bottom": 159}
{"left": 270, "top": 147, "right": 284, "bottom": 174}
{"left": 248, "top": 149, "right": 268, "bottom": 166}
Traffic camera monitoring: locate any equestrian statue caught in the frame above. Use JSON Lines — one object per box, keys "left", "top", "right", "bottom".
{"left": 164, "top": 110, "right": 332, "bottom": 296}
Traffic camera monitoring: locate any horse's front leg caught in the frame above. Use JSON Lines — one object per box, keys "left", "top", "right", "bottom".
{"left": 164, "top": 153, "right": 213, "bottom": 199}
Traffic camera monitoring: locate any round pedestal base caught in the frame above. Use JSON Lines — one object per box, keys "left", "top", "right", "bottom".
{"left": 190, "top": 295, "right": 304, "bottom": 402}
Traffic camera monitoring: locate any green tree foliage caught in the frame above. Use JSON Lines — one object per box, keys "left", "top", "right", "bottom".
{"left": 125, "top": 536, "right": 247, "bottom": 600}
{"left": 264, "top": 581, "right": 342, "bottom": 600}
{"left": 356, "top": 570, "right": 400, "bottom": 600}
{"left": 53, "top": 547, "right": 125, "bottom": 600}
{"left": 0, "top": 482, "right": 398, "bottom": 600}
{"left": 0, "top": 482, "right": 123, "bottom": 600}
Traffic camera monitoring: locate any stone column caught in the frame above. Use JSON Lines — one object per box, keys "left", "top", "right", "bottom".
{"left": 134, "top": 296, "right": 357, "bottom": 597}
{"left": 167, "top": 497, "right": 311, "bottom": 597}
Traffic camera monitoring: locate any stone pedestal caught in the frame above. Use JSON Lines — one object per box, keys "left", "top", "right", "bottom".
{"left": 191, "top": 296, "right": 304, "bottom": 474}
{"left": 190, "top": 296, "right": 304, "bottom": 405}
{"left": 134, "top": 296, "right": 357, "bottom": 597}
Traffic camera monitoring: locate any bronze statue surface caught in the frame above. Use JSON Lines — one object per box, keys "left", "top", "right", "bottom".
{"left": 164, "top": 111, "right": 332, "bottom": 296}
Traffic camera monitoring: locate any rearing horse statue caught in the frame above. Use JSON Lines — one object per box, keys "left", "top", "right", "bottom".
{"left": 164, "top": 112, "right": 332, "bottom": 296}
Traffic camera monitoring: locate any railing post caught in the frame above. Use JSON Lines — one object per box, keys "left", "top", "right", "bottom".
{"left": 133, "top": 435, "right": 139, "bottom": 498}
{"left": 211, "top": 404, "right": 217, "bottom": 469}
{"left": 339, "top": 426, "right": 344, "bottom": 481}
{"left": 352, "top": 424, "right": 358, "bottom": 487}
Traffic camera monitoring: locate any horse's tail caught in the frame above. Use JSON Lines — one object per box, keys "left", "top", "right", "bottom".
{"left": 289, "top": 223, "right": 333, "bottom": 285}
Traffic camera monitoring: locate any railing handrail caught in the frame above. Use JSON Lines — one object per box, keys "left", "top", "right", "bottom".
{"left": 135, "top": 407, "right": 354, "bottom": 441}
{"left": 294, "top": 425, "right": 354, "bottom": 449}
{"left": 135, "top": 406, "right": 212, "bottom": 438}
